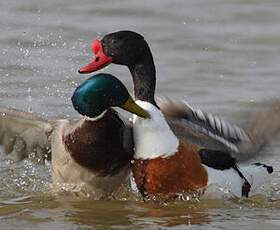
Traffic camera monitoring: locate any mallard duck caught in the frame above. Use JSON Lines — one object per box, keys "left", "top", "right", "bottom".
{"left": 78, "top": 30, "right": 280, "bottom": 161}
{"left": 0, "top": 73, "right": 149, "bottom": 199}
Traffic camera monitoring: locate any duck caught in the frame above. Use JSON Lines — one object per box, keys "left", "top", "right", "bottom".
{"left": 0, "top": 73, "right": 149, "bottom": 199}
{"left": 78, "top": 30, "right": 280, "bottom": 161}
{"left": 77, "top": 30, "right": 280, "bottom": 199}
{"left": 131, "top": 100, "right": 273, "bottom": 199}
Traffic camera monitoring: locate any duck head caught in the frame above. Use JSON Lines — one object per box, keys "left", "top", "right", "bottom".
{"left": 72, "top": 73, "right": 150, "bottom": 119}
{"left": 78, "top": 31, "right": 151, "bottom": 72}
{"left": 79, "top": 31, "right": 157, "bottom": 105}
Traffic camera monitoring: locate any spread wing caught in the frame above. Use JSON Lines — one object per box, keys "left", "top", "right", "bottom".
{"left": 158, "top": 98, "right": 280, "bottom": 161}
{"left": 0, "top": 107, "right": 53, "bottom": 162}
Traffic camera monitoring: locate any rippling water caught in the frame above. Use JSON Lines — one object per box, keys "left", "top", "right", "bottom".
{"left": 1, "top": 0, "right": 280, "bottom": 229}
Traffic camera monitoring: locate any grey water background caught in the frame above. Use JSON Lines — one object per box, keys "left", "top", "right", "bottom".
{"left": 1, "top": 0, "right": 280, "bottom": 229}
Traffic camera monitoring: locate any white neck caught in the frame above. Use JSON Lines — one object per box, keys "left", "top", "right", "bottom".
{"left": 132, "top": 100, "right": 179, "bottom": 160}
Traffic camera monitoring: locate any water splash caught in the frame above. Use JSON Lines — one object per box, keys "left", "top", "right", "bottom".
{"left": 0, "top": 155, "right": 51, "bottom": 198}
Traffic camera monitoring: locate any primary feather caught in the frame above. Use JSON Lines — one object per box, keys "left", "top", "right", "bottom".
{"left": 158, "top": 98, "right": 280, "bottom": 161}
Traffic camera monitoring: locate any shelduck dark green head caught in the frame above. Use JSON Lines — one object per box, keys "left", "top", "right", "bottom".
{"left": 72, "top": 73, "right": 150, "bottom": 119}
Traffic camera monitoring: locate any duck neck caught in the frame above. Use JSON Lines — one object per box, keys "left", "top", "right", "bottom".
{"left": 128, "top": 52, "right": 157, "bottom": 107}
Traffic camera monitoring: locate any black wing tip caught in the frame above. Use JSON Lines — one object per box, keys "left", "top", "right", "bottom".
{"left": 265, "top": 165, "right": 273, "bottom": 174}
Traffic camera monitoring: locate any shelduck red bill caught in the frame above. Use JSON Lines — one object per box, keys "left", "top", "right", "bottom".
{"left": 78, "top": 39, "right": 112, "bottom": 74}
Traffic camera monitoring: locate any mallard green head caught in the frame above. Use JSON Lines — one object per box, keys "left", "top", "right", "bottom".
{"left": 72, "top": 73, "right": 150, "bottom": 119}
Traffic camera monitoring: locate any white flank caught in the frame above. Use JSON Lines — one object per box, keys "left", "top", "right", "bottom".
{"left": 203, "top": 164, "right": 272, "bottom": 198}
{"left": 133, "top": 100, "right": 179, "bottom": 159}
